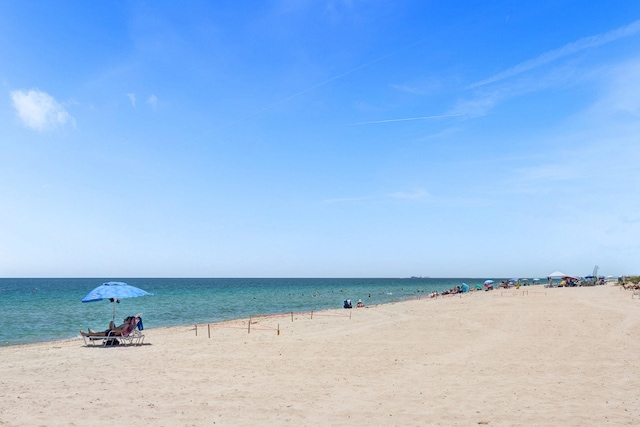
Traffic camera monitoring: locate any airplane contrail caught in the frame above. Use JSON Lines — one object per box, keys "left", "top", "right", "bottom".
{"left": 350, "top": 113, "right": 463, "bottom": 125}
{"left": 220, "top": 38, "right": 430, "bottom": 129}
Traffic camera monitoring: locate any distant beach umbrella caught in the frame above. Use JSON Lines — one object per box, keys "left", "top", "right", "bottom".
{"left": 82, "top": 281, "right": 152, "bottom": 321}
{"left": 484, "top": 280, "right": 495, "bottom": 285}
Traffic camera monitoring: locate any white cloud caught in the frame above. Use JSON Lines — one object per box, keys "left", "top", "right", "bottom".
{"left": 10, "top": 89, "right": 75, "bottom": 131}
{"left": 147, "top": 94, "right": 158, "bottom": 110}
{"left": 127, "top": 93, "right": 136, "bottom": 107}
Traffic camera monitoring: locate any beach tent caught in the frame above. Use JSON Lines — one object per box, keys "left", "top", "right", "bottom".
{"left": 461, "top": 283, "right": 469, "bottom": 293}
{"left": 548, "top": 271, "right": 567, "bottom": 278}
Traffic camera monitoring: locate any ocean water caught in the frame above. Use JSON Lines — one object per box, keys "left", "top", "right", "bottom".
{"left": 0, "top": 277, "right": 488, "bottom": 346}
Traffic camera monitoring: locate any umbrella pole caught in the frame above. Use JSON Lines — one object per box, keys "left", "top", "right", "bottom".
{"left": 112, "top": 301, "right": 117, "bottom": 322}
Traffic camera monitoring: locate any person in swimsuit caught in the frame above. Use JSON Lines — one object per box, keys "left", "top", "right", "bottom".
{"left": 79, "top": 315, "right": 139, "bottom": 337}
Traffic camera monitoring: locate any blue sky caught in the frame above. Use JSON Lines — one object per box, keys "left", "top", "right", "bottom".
{"left": 1, "top": 1, "right": 639, "bottom": 278}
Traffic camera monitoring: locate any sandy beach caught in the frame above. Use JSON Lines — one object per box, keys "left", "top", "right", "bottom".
{"left": 2, "top": 283, "right": 640, "bottom": 426}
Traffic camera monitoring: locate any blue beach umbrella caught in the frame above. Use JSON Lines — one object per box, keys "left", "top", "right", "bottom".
{"left": 484, "top": 280, "right": 494, "bottom": 285}
{"left": 82, "top": 281, "right": 152, "bottom": 321}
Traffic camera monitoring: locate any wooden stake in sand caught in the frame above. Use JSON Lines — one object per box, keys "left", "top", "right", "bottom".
{"left": 248, "top": 316, "right": 251, "bottom": 334}
{"left": 208, "top": 323, "right": 211, "bottom": 338}
{"left": 195, "top": 324, "right": 198, "bottom": 336}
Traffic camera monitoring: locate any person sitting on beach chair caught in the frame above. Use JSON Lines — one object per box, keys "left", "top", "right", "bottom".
{"left": 79, "top": 314, "right": 141, "bottom": 337}
{"left": 356, "top": 299, "right": 365, "bottom": 308}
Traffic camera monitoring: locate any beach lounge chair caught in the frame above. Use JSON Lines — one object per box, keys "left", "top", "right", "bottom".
{"left": 82, "top": 315, "right": 145, "bottom": 347}
{"left": 116, "top": 315, "right": 145, "bottom": 346}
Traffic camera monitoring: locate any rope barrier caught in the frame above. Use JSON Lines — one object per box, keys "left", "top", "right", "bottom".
{"left": 191, "top": 308, "right": 353, "bottom": 338}
{"left": 191, "top": 286, "right": 552, "bottom": 340}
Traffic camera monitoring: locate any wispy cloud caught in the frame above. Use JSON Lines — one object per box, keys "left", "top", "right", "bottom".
{"left": 390, "top": 78, "right": 442, "bottom": 96}
{"left": 323, "top": 188, "right": 430, "bottom": 204}
{"left": 127, "top": 93, "right": 136, "bottom": 107}
{"left": 322, "top": 195, "right": 379, "bottom": 204}
{"left": 487, "top": 59, "right": 640, "bottom": 200}
{"left": 513, "top": 164, "right": 580, "bottom": 183}
{"left": 389, "top": 189, "right": 430, "bottom": 200}
{"left": 10, "top": 89, "right": 75, "bottom": 131}
{"left": 147, "top": 94, "right": 158, "bottom": 110}
{"left": 451, "top": 60, "right": 582, "bottom": 118}
{"left": 468, "top": 19, "right": 640, "bottom": 89}
{"left": 590, "top": 59, "right": 640, "bottom": 118}
{"left": 448, "top": 94, "right": 501, "bottom": 119}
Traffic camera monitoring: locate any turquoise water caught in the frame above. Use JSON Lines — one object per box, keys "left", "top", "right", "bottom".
{"left": 0, "top": 278, "right": 489, "bottom": 346}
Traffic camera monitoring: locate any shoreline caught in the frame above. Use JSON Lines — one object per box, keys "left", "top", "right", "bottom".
{"left": 0, "top": 283, "right": 597, "bottom": 349}
{"left": 1, "top": 277, "right": 474, "bottom": 348}
{"left": 0, "top": 282, "right": 464, "bottom": 348}
{"left": 3, "top": 283, "right": 640, "bottom": 426}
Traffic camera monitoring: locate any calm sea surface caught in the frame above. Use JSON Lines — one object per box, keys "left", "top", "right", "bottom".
{"left": 0, "top": 277, "right": 494, "bottom": 346}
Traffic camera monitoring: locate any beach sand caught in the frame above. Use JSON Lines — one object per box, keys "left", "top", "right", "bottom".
{"left": 2, "top": 283, "right": 640, "bottom": 426}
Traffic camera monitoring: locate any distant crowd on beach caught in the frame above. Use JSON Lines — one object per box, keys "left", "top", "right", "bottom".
{"left": 428, "top": 276, "right": 608, "bottom": 298}
{"left": 341, "top": 275, "right": 615, "bottom": 308}
{"left": 545, "top": 276, "right": 606, "bottom": 287}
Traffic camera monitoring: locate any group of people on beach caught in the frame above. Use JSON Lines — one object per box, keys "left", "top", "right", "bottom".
{"left": 343, "top": 299, "right": 365, "bottom": 308}
{"left": 440, "top": 286, "right": 465, "bottom": 295}
{"left": 498, "top": 280, "right": 521, "bottom": 289}
{"left": 429, "top": 285, "right": 465, "bottom": 297}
